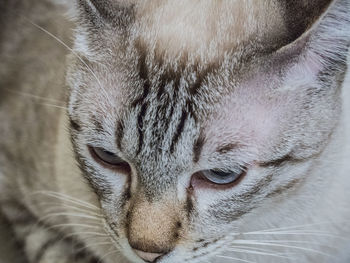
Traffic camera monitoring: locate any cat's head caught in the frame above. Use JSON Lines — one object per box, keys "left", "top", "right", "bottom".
{"left": 65, "top": 0, "right": 349, "bottom": 262}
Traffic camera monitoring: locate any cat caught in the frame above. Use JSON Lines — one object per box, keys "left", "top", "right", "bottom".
{"left": 0, "top": 0, "right": 350, "bottom": 263}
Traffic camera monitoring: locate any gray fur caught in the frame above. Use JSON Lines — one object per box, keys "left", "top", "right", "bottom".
{"left": 1, "top": 0, "right": 350, "bottom": 262}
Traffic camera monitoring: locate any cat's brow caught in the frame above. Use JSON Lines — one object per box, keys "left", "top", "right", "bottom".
{"left": 216, "top": 143, "right": 239, "bottom": 154}
{"left": 259, "top": 154, "right": 294, "bottom": 167}
{"left": 259, "top": 154, "right": 309, "bottom": 167}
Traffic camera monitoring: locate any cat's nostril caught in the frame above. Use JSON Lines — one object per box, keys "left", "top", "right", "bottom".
{"left": 132, "top": 249, "right": 164, "bottom": 262}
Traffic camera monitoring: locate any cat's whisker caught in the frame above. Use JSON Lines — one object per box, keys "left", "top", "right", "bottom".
{"left": 33, "top": 190, "right": 100, "bottom": 211}
{"left": 62, "top": 231, "right": 110, "bottom": 240}
{"left": 38, "top": 212, "right": 103, "bottom": 223}
{"left": 231, "top": 239, "right": 340, "bottom": 250}
{"left": 10, "top": 98, "right": 67, "bottom": 110}
{"left": 41, "top": 203, "right": 102, "bottom": 217}
{"left": 230, "top": 240, "right": 337, "bottom": 258}
{"left": 227, "top": 245, "right": 294, "bottom": 256}
{"left": 3, "top": 88, "right": 66, "bottom": 104}
{"left": 21, "top": 15, "right": 104, "bottom": 90}
{"left": 225, "top": 247, "right": 292, "bottom": 259}
{"left": 98, "top": 247, "right": 120, "bottom": 263}
{"left": 243, "top": 220, "right": 348, "bottom": 234}
{"left": 46, "top": 223, "right": 102, "bottom": 231}
{"left": 76, "top": 241, "right": 113, "bottom": 253}
{"left": 35, "top": 102, "right": 68, "bottom": 110}
{"left": 240, "top": 231, "right": 348, "bottom": 240}
{"left": 14, "top": 13, "right": 116, "bottom": 113}
{"left": 216, "top": 254, "right": 256, "bottom": 263}
{"left": 51, "top": 230, "right": 111, "bottom": 251}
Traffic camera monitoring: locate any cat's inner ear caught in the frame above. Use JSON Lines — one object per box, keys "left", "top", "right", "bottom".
{"left": 275, "top": 0, "right": 348, "bottom": 76}
{"left": 281, "top": 0, "right": 333, "bottom": 44}
{"left": 77, "top": 0, "right": 134, "bottom": 27}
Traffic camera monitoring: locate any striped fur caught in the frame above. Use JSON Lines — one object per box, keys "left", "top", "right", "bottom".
{"left": 1, "top": 0, "right": 350, "bottom": 263}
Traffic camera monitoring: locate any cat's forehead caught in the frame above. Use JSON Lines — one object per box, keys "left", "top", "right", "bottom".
{"left": 133, "top": 0, "right": 285, "bottom": 60}
{"left": 122, "top": 0, "right": 329, "bottom": 62}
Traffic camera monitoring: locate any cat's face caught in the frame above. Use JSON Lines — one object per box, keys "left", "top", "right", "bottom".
{"left": 66, "top": 0, "right": 347, "bottom": 262}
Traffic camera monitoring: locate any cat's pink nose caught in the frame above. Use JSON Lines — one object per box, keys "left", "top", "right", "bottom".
{"left": 133, "top": 249, "right": 163, "bottom": 262}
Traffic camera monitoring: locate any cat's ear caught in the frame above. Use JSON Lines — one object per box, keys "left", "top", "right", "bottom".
{"left": 277, "top": 0, "right": 350, "bottom": 74}
{"left": 279, "top": 0, "right": 333, "bottom": 45}
{"left": 73, "top": 0, "right": 134, "bottom": 28}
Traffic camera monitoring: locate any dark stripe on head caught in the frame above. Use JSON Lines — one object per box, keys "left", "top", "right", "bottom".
{"left": 189, "top": 63, "right": 217, "bottom": 96}
{"left": 193, "top": 133, "right": 205, "bottom": 163}
{"left": 185, "top": 99, "right": 197, "bottom": 123}
{"left": 116, "top": 119, "right": 125, "bottom": 150}
{"left": 170, "top": 109, "right": 187, "bottom": 153}
{"left": 152, "top": 68, "right": 181, "bottom": 140}
{"left": 132, "top": 83, "right": 150, "bottom": 107}
{"left": 267, "top": 178, "right": 301, "bottom": 198}
{"left": 259, "top": 154, "right": 296, "bottom": 167}
{"left": 70, "top": 118, "right": 82, "bottom": 132}
{"left": 91, "top": 116, "right": 104, "bottom": 133}
{"left": 157, "top": 67, "right": 181, "bottom": 100}
{"left": 154, "top": 78, "right": 181, "bottom": 146}
{"left": 216, "top": 143, "right": 238, "bottom": 154}
{"left": 132, "top": 41, "right": 150, "bottom": 107}
{"left": 164, "top": 82, "right": 180, "bottom": 129}
{"left": 136, "top": 102, "right": 148, "bottom": 155}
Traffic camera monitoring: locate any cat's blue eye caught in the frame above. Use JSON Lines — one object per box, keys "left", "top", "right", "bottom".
{"left": 89, "top": 146, "right": 131, "bottom": 173}
{"left": 201, "top": 169, "right": 244, "bottom": 185}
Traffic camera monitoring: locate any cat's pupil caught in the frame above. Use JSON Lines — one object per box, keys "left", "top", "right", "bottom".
{"left": 211, "top": 169, "right": 233, "bottom": 177}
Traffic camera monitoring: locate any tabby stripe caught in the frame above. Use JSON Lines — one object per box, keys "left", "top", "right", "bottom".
{"left": 259, "top": 154, "right": 305, "bottom": 167}
{"left": 132, "top": 40, "right": 150, "bottom": 107}
{"left": 158, "top": 68, "right": 181, "bottom": 98}
{"left": 91, "top": 116, "right": 103, "bottom": 133}
{"left": 170, "top": 109, "right": 187, "bottom": 153}
{"left": 158, "top": 82, "right": 180, "bottom": 146}
{"left": 189, "top": 63, "right": 217, "bottom": 96}
{"left": 185, "top": 99, "right": 197, "bottom": 123}
{"left": 193, "top": 134, "right": 205, "bottom": 163}
{"left": 70, "top": 118, "right": 82, "bottom": 132}
{"left": 132, "top": 82, "right": 150, "bottom": 107}
{"left": 33, "top": 236, "right": 61, "bottom": 263}
{"left": 267, "top": 178, "right": 301, "bottom": 198}
{"left": 116, "top": 119, "right": 124, "bottom": 150}
{"left": 136, "top": 102, "right": 148, "bottom": 155}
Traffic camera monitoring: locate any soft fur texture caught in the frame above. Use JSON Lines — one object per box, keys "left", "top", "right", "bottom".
{"left": 0, "top": 0, "right": 350, "bottom": 263}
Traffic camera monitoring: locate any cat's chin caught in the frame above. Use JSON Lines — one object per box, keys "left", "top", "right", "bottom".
{"left": 111, "top": 237, "right": 227, "bottom": 263}
{"left": 107, "top": 238, "right": 194, "bottom": 263}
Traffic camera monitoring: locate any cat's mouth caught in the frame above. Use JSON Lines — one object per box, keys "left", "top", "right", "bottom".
{"left": 101, "top": 218, "right": 230, "bottom": 263}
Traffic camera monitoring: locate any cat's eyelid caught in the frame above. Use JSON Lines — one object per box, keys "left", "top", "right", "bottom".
{"left": 86, "top": 141, "right": 121, "bottom": 156}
